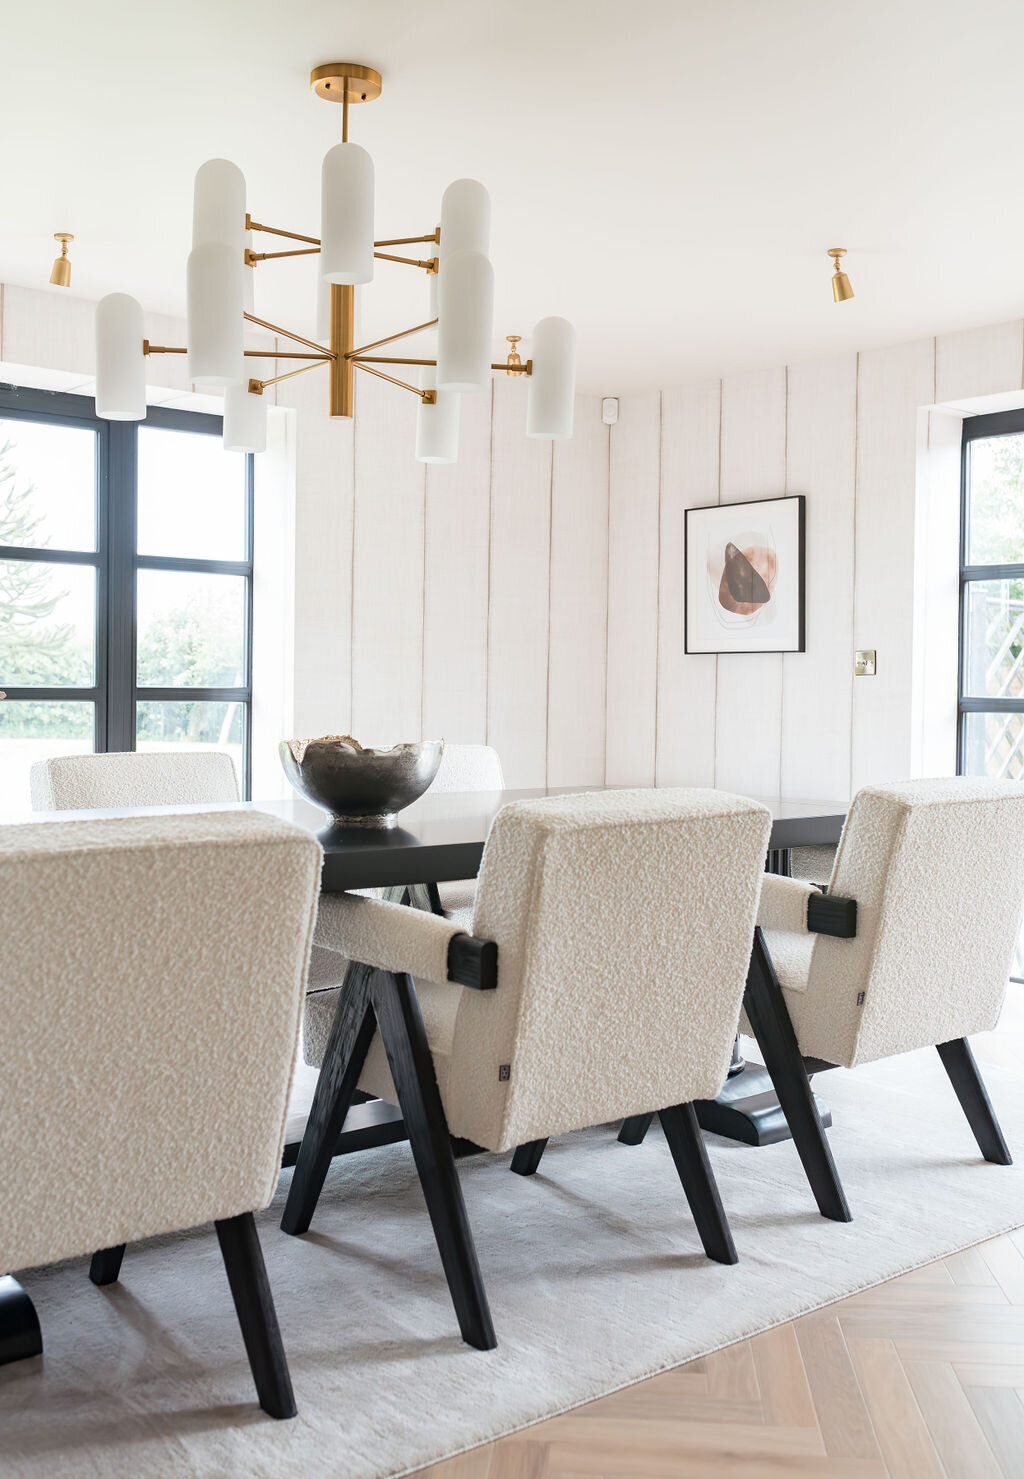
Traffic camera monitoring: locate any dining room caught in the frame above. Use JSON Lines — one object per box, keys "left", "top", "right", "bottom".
{"left": 4, "top": 3, "right": 1024, "bottom": 1477}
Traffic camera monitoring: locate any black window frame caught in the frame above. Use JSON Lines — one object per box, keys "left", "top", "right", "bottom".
{"left": 0, "top": 385, "right": 254, "bottom": 795}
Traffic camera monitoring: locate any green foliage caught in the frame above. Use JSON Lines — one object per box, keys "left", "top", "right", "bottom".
{"left": 0, "top": 438, "right": 92, "bottom": 739}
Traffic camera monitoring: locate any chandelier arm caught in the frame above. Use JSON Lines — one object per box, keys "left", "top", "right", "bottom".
{"left": 248, "top": 248, "right": 321, "bottom": 263}
{"left": 373, "top": 251, "right": 438, "bottom": 271}
{"left": 349, "top": 354, "right": 534, "bottom": 376}
{"left": 352, "top": 360, "right": 432, "bottom": 400}
{"left": 243, "top": 313, "right": 333, "bottom": 356}
{"left": 373, "top": 232, "right": 441, "bottom": 248}
{"left": 249, "top": 359, "right": 330, "bottom": 393}
{"left": 347, "top": 319, "right": 438, "bottom": 359}
{"left": 246, "top": 217, "right": 321, "bottom": 247}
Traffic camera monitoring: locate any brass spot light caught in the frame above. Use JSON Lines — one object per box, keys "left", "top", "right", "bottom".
{"left": 828, "top": 247, "right": 853, "bottom": 302}
{"left": 49, "top": 233, "right": 73, "bottom": 288}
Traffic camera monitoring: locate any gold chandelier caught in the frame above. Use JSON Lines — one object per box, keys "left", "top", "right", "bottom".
{"left": 94, "top": 63, "right": 577, "bottom": 462}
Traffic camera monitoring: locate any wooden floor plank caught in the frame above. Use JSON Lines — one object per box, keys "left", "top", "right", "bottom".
{"left": 903, "top": 1360, "right": 1003, "bottom": 1479}
{"left": 981, "top": 1238, "right": 1024, "bottom": 1304}
{"left": 704, "top": 1338, "right": 761, "bottom": 1401}
{"left": 963, "top": 1385, "right": 1024, "bottom": 1477}
{"left": 793, "top": 1312, "right": 882, "bottom": 1461}
{"left": 945, "top": 1246, "right": 1001, "bottom": 1287}
{"left": 750, "top": 1323, "right": 819, "bottom": 1430}
{"left": 844, "top": 1336, "right": 945, "bottom": 1479}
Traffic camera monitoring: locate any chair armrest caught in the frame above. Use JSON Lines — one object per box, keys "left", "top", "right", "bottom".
{"left": 757, "top": 874, "right": 857, "bottom": 938}
{"left": 758, "top": 874, "right": 820, "bottom": 933}
{"left": 315, "top": 893, "right": 498, "bottom": 989}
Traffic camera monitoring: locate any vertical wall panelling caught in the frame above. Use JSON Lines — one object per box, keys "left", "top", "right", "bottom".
{"left": 657, "top": 380, "right": 722, "bottom": 786}
{"left": 935, "top": 322, "right": 1024, "bottom": 406}
{"left": 852, "top": 338, "right": 936, "bottom": 790}
{"left": 422, "top": 388, "right": 492, "bottom": 743}
{"left": 605, "top": 391, "right": 662, "bottom": 785}
{"left": 781, "top": 355, "right": 858, "bottom": 800}
{"left": 547, "top": 396, "right": 609, "bottom": 786}
{"left": 715, "top": 368, "right": 788, "bottom": 795}
{"left": 486, "top": 375, "right": 553, "bottom": 785}
{"left": 351, "top": 371, "right": 426, "bottom": 742}
{"left": 912, "top": 410, "right": 962, "bottom": 778}
{"left": 280, "top": 364, "right": 356, "bottom": 739}
{"left": 0, "top": 285, "right": 96, "bottom": 379}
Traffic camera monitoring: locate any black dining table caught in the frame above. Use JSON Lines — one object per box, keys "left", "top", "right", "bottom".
{"left": 27, "top": 784, "right": 846, "bottom": 1157}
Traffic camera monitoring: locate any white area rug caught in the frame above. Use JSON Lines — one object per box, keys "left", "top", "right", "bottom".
{"left": 4, "top": 1001, "right": 1024, "bottom": 1479}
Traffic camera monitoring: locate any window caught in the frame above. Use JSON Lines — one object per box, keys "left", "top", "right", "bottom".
{"left": 0, "top": 388, "right": 253, "bottom": 810}
{"left": 959, "top": 410, "right": 1024, "bottom": 781}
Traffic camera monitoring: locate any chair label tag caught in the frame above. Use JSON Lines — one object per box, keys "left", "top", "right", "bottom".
{"left": 856, "top": 991, "right": 865, "bottom": 1005}
{"left": 498, "top": 1063, "right": 511, "bottom": 1082}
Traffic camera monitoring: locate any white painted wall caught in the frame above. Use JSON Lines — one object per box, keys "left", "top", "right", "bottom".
{"left": 5, "top": 284, "right": 1024, "bottom": 802}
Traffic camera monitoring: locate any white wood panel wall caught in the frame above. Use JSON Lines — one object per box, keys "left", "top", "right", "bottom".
{"left": 605, "top": 392, "right": 661, "bottom": 785}
{"left": 547, "top": 396, "right": 608, "bottom": 787}
{"left": 422, "top": 388, "right": 492, "bottom": 744}
{"left": 781, "top": 355, "right": 857, "bottom": 801}
{"left": 715, "top": 368, "right": 788, "bottom": 796}
{"left": 657, "top": 380, "right": 721, "bottom": 786}
{"left": 485, "top": 376, "right": 553, "bottom": 786}
{"left": 9, "top": 283, "right": 1024, "bottom": 805}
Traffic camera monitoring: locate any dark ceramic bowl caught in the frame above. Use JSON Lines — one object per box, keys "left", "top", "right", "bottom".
{"left": 279, "top": 735, "right": 444, "bottom": 826}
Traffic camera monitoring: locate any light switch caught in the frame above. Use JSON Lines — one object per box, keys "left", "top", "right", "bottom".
{"left": 855, "top": 649, "right": 877, "bottom": 677}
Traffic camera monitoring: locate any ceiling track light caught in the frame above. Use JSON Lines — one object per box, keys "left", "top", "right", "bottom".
{"left": 49, "top": 233, "right": 73, "bottom": 288}
{"left": 94, "top": 62, "right": 577, "bottom": 460}
{"left": 828, "top": 247, "right": 854, "bottom": 303}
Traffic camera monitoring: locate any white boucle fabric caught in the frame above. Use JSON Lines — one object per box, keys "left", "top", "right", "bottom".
{"left": 0, "top": 811, "right": 321, "bottom": 1275}
{"left": 758, "top": 778, "right": 1024, "bottom": 1068}
{"left": 30, "top": 750, "right": 239, "bottom": 810}
{"left": 758, "top": 874, "right": 820, "bottom": 933}
{"left": 431, "top": 744, "right": 505, "bottom": 794}
{"left": 430, "top": 744, "right": 505, "bottom": 914}
{"left": 314, "top": 892, "right": 468, "bottom": 983}
{"left": 346, "top": 789, "right": 771, "bottom": 1153}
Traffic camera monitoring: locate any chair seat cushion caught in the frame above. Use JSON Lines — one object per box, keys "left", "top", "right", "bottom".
{"left": 437, "top": 879, "right": 477, "bottom": 915}
{"left": 301, "top": 970, "right": 464, "bottom": 1111}
{"left": 763, "top": 928, "right": 814, "bottom": 994}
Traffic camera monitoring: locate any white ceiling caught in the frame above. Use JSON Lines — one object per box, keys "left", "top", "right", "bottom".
{"left": 4, "top": 0, "right": 1024, "bottom": 392}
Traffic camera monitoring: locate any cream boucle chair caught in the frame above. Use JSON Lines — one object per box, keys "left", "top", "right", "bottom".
{"left": 744, "top": 778, "right": 1024, "bottom": 1221}
{"left": 31, "top": 751, "right": 351, "bottom": 1075}
{"left": 30, "top": 749, "right": 241, "bottom": 810}
{"left": 284, "top": 788, "right": 774, "bottom": 1349}
{"left": 0, "top": 810, "right": 321, "bottom": 1417}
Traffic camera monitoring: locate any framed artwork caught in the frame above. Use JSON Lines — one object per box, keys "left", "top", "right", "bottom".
{"left": 684, "top": 494, "right": 805, "bottom": 654}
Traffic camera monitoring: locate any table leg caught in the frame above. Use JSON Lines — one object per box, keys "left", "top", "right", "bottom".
{"left": 0, "top": 1276, "right": 42, "bottom": 1366}
{"left": 694, "top": 846, "right": 832, "bottom": 1147}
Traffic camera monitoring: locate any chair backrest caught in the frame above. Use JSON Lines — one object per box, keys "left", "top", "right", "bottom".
{"left": 30, "top": 751, "right": 239, "bottom": 811}
{"left": 431, "top": 744, "right": 504, "bottom": 794}
{"left": 801, "top": 778, "right": 1024, "bottom": 1067}
{"left": 441, "top": 788, "right": 772, "bottom": 1151}
{"left": 0, "top": 811, "right": 320, "bottom": 1275}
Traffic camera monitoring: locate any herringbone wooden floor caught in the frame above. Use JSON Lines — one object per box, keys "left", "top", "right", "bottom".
{"left": 415, "top": 1228, "right": 1024, "bottom": 1478}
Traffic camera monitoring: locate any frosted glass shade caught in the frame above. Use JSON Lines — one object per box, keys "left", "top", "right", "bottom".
{"left": 223, "top": 383, "right": 267, "bottom": 454}
{"left": 527, "top": 317, "right": 577, "bottom": 439}
{"left": 321, "top": 143, "right": 374, "bottom": 285}
{"left": 193, "top": 159, "right": 246, "bottom": 251}
{"left": 95, "top": 294, "right": 146, "bottom": 421}
{"left": 439, "top": 179, "right": 490, "bottom": 258}
{"left": 436, "top": 249, "right": 494, "bottom": 393}
{"left": 187, "top": 241, "right": 245, "bottom": 386}
{"left": 415, "top": 368, "right": 460, "bottom": 464}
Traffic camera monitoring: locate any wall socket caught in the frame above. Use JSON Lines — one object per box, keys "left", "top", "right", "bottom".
{"left": 855, "top": 649, "right": 877, "bottom": 677}
{"left": 601, "top": 397, "right": 619, "bottom": 425}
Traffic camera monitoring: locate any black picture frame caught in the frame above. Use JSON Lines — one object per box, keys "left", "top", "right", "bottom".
{"left": 684, "top": 494, "right": 806, "bottom": 655}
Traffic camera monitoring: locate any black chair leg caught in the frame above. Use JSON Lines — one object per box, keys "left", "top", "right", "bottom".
{"left": 371, "top": 969, "right": 497, "bottom": 1351}
{"left": 215, "top": 1211, "right": 296, "bottom": 1420}
{"left": 744, "top": 928, "right": 852, "bottom": 1223}
{"left": 510, "top": 1139, "right": 548, "bottom": 1176}
{"left": 89, "top": 1245, "right": 126, "bottom": 1286}
{"left": 937, "top": 1038, "right": 1012, "bottom": 1165}
{"left": 659, "top": 1103, "right": 738, "bottom": 1265}
{"left": 618, "top": 1113, "right": 654, "bottom": 1146}
{"left": 281, "top": 960, "right": 376, "bottom": 1236}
